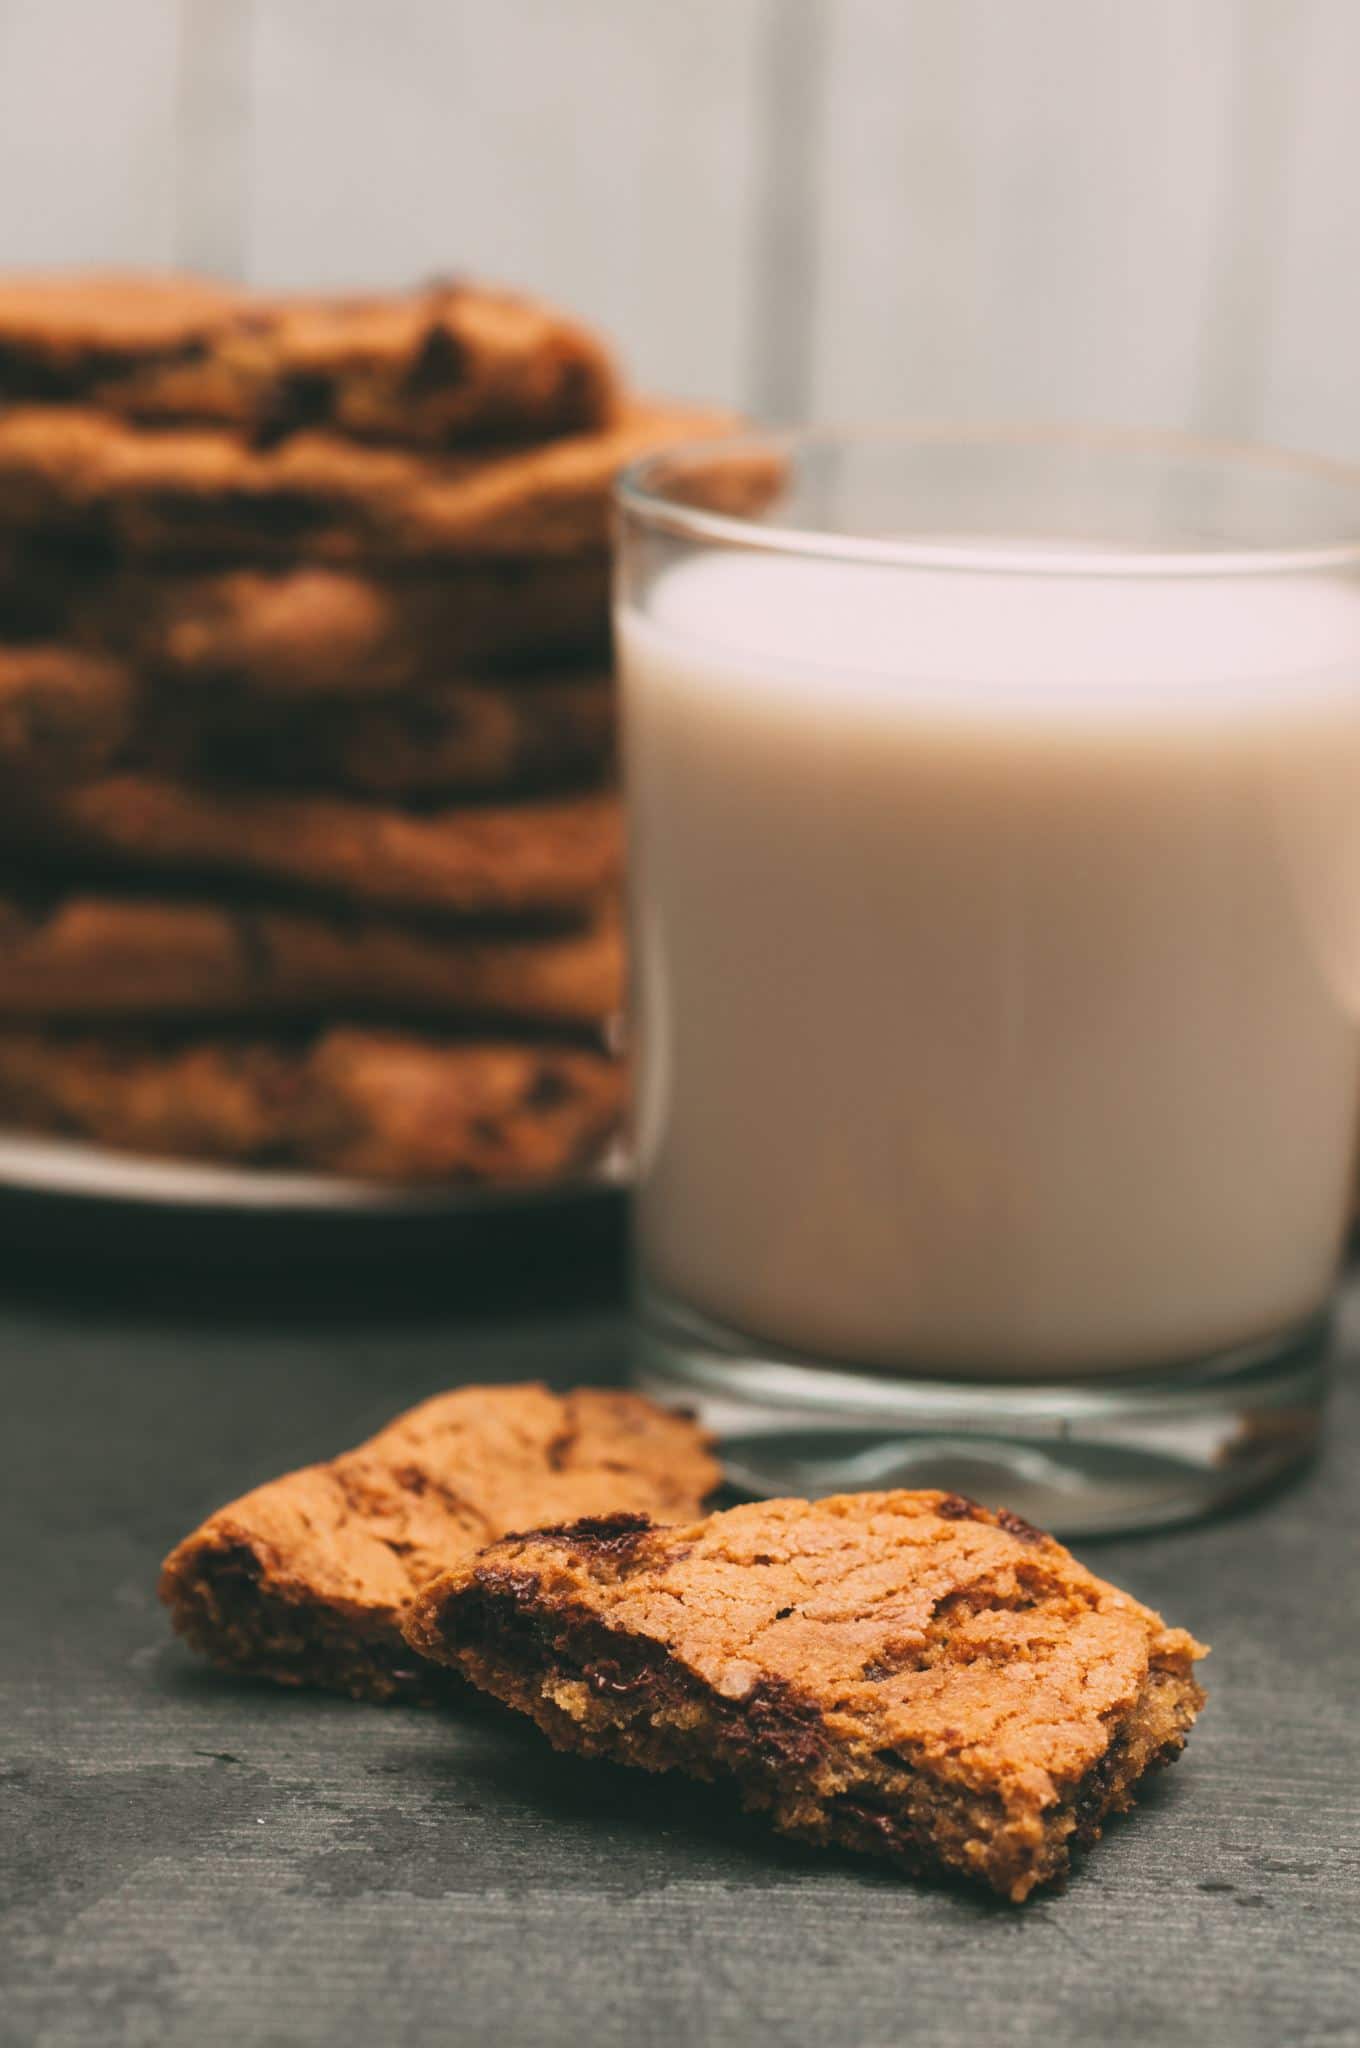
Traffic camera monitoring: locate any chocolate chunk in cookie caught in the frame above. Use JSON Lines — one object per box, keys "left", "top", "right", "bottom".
{"left": 405, "top": 1492, "right": 1207, "bottom": 1900}
{"left": 160, "top": 1384, "right": 718, "bottom": 1701}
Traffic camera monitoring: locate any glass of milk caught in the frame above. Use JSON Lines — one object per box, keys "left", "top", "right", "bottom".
{"left": 615, "top": 427, "right": 1360, "bottom": 1533}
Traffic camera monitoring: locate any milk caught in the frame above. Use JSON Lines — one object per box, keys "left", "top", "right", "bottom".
{"left": 619, "top": 551, "right": 1360, "bottom": 1378}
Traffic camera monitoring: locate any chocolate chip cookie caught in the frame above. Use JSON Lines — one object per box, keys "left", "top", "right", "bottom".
{"left": 138, "top": 668, "right": 615, "bottom": 799}
{"left": 405, "top": 1492, "right": 1207, "bottom": 1900}
{"left": 0, "top": 550, "right": 612, "bottom": 690}
{"left": 0, "top": 398, "right": 733, "bottom": 564}
{"left": 0, "top": 273, "right": 617, "bottom": 447}
{"left": 0, "top": 1026, "right": 627, "bottom": 1183}
{"left": 2, "top": 775, "right": 622, "bottom": 918}
{"left": 0, "top": 892, "right": 622, "bottom": 1026}
{"left": 160, "top": 1384, "right": 718, "bottom": 1701}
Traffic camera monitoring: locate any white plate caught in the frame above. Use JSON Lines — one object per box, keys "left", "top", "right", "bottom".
{"left": 0, "top": 1129, "right": 629, "bottom": 1217}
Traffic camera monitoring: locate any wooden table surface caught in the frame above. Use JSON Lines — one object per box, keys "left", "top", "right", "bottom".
{"left": 2, "top": 1205, "right": 1357, "bottom": 2048}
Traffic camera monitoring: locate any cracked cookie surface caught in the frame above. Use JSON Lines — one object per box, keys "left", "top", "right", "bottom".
{"left": 160, "top": 1385, "right": 719, "bottom": 1701}
{"left": 405, "top": 1492, "right": 1206, "bottom": 1900}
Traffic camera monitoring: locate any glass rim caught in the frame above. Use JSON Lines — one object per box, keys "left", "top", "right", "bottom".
{"left": 616, "top": 419, "right": 1360, "bottom": 579}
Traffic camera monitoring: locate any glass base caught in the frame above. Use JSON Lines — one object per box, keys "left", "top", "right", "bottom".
{"left": 634, "top": 1290, "right": 1330, "bottom": 1537}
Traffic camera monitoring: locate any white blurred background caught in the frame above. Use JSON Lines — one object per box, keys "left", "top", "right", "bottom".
{"left": 1, "top": 0, "right": 1356, "bottom": 456}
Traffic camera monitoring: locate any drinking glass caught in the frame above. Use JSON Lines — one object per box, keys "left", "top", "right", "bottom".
{"left": 615, "top": 426, "right": 1360, "bottom": 1532}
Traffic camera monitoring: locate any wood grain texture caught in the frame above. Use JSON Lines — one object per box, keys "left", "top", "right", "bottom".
{"left": 1, "top": 1237, "right": 1357, "bottom": 2047}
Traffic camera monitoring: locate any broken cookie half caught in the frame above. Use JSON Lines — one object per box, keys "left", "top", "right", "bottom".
{"left": 404, "top": 1490, "right": 1206, "bottom": 1901}
{"left": 160, "top": 1384, "right": 719, "bottom": 1703}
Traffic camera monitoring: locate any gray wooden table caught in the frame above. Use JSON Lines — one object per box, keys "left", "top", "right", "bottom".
{"left": 2, "top": 1209, "right": 1357, "bottom": 2048}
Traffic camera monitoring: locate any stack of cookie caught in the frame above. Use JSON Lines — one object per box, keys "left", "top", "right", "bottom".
{"left": 0, "top": 274, "right": 725, "bottom": 1184}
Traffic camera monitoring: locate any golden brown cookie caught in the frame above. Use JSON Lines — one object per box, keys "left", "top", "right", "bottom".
{"left": 0, "top": 637, "right": 613, "bottom": 799}
{"left": 141, "top": 669, "right": 615, "bottom": 798}
{"left": 132, "top": 561, "right": 613, "bottom": 693}
{"left": 0, "top": 271, "right": 234, "bottom": 383}
{"left": 0, "top": 273, "right": 617, "bottom": 447}
{"left": 0, "top": 642, "right": 132, "bottom": 785}
{"left": 405, "top": 1492, "right": 1207, "bottom": 1901}
{"left": 0, "top": 398, "right": 734, "bottom": 564}
{"left": 3, "top": 776, "right": 623, "bottom": 917}
{"left": 0, "top": 892, "right": 623, "bottom": 1026}
{"left": 0, "top": 1026, "right": 627, "bottom": 1182}
{"left": 0, "top": 550, "right": 612, "bottom": 689}
{"left": 160, "top": 1384, "right": 718, "bottom": 1702}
